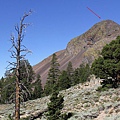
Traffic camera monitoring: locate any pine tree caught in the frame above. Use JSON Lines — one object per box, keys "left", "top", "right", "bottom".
{"left": 46, "top": 86, "right": 71, "bottom": 120}
{"left": 57, "top": 70, "right": 71, "bottom": 91}
{"left": 79, "top": 64, "right": 91, "bottom": 83}
{"left": 73, "top": 64, "right": 91, "bottom": 85}
{"left": 32, "top": 74, "right": 43, "bottom": 99}
{"left": 73, "top": 68, "right": 80, "bottom": 85}
{"left": 0, "top": 77, "right": 4, "bottom": 103}
{"left": 0, "top": 78, "right": 2, "bottom": 91}
{"left": 46, "top": 88, "right": 64, "bottom": 120}
{"left": 66, "top": 61, "right": 74, "bottom": 85}
{"left": 92, "top": 36, "right": 120, "bottom": 88}
{"left": 0, "top": 76, "right": 15, "bottom": 103}
{"left": 44, "top": 53, "right": 60, "bottom": 95}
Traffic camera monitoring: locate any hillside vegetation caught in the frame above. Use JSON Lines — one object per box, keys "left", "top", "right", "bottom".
{"left": 0, "top": 78, "right": 120, "bottom": 120}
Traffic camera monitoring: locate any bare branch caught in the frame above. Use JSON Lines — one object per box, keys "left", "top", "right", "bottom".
{"left": 23, "top": 60, "right": 30, "bottom": 82}
{"left": 8, "top": 50, "right": 17, "bottom": 59}
{"left": 7, "top": 61, "right": 17, "bottom": 67}
{"left": 10, "top": 34, "right": 18, "bottom": 51}
{"left": 19, "top": 82, "right": 31, "bottom": 98}
{"left": 9, "top": 92, "right": 15, "bottom": 103}
{"left": 15, "top": 24, "right": 19, "bottom": 34}
{"left": 7, "top": 10, "right": 33, "bottom": 120}
{"left": 20, "top": 34, "right": 24, "bottom": 42}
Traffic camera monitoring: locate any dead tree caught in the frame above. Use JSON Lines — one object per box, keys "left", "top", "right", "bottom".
{"left": 8, "top": 10, "right": 32, "bottom": 120}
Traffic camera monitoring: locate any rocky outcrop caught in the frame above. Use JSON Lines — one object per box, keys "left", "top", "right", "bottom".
{"left": 66, "top": 20, "right": 120, "bottom": 55}
{"left": 33, "top": 20, "right": 120, "bottom": 86}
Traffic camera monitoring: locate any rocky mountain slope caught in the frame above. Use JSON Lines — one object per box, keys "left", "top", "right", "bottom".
{"left": 33, "top": 20, "right": 120, "bottom": 86}
{"left": 0, "top": 77, "right": 120, "bottom": 120}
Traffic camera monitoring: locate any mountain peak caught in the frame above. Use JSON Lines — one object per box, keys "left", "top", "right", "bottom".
{"left": 66, "top": 20, "right": 120, "bottom": 55}
{"left": 88, "top": 19, "right": 120, "bottom": 38}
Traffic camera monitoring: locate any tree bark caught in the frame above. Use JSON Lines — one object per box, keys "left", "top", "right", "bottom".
{"left": 15, "top": 26, "right": 21, "bottom": 120}
{"left": 15, "top": 76, "right": 20, "bottom": 120}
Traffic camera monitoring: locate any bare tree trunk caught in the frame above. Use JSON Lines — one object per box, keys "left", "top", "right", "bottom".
{"left": 15, "top": 43, "right": 20, "bottom": 120}
{"left": 15, "top": 76, "right": 20, "bottom": 120}
{"left": 8, "top": 10, "right": 32, "bottom": 120}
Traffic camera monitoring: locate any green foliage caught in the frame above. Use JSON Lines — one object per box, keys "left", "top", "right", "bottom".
{"left": 20, "top": 60, "right": 35, "bottom": 87}
{"left": 19, "top": 60, "right": 35, "bottom": 101}
{"left": 44, "top": 59, "right": 91, "bottom": 95}
{"left": 92, "top": 36, "right": 120, "bottom": 88}
{"left": 57, "top": 70, "right": 71, "bottom": 91}
{"left": 0, "top": 77, "right": 15, "bottom": 103}
{"left": 79, "top": 64, "right": 91, "bottom": 83}
{"left": 0, "top": 79, "right": 2, "bottom": 87}
{"left": 73, "top": 64, "right": 91, "bottom": 85}
{"left": 57, "top": 62, "right": 91, "bottom": 91}
{"left": 48, "top": 53, "right": 60, "bottom": 82}
{"left": 46, "top": 86, "right": 71, "bottom": 120}
{"left": 46, "top": 90, "right": 64, "bottom": 120}
{"left": 72, "top": 68, "right": 80, "bottom": 85}
{"left": 0, "top": 60, "right": 36, "bottom": 104}
{"left": 96, "top": 86, "right": 109, "bottom": 92}
{"left": 57, "top": 61, "right": 74, "bottom": 91}
{"left": 7, "top": 114, "right": 13, "bottom": 120}
{"left": 44, "top": 53, "right": 60, "bottom": 95}
{"left": 0, "top": 78, "right": 3, "bottom": 103}
{"left": 66, "top": 61, "right": 74, "bottom": 85}
{"left": 32, "top": 74, "right": 43, "bottom": 99}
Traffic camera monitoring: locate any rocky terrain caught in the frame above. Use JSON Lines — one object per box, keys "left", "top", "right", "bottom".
{"left": 0, "top": 77, "right": 120, "bottom": 120}
{"left": 33, "top": 20, "right": 120, "bottom": 86}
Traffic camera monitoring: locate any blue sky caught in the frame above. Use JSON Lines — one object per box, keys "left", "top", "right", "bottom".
{"left": 0, "top": 0, "right": 120, "bottom": 77}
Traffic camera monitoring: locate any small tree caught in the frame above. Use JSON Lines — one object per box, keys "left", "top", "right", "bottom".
{"left": 92, "top": 36, "right": 120, "bottom": 88}
{"left": 66, "top": 61, "right": 74, "bottom": 85}
{"left": 46, "top": 86, "right": 71, "bottom": 120}
{"left": 46, "top": 88, "right": 64, "bottom": 120}
{"left": 57, "top": 70, "right": 71, "bottom": 91}
{"left": 0, "top": 77, "right": 5, "bottom": 103}
{"left": 72, "top": 64, "right": 91, "bottom": 85}
{"left": 44, "top": 53, "right": 60, "bottom": 95}
{"left": 79, "top": 64, "right": 91, "bottom": 83}
{"left": 32, "top": 74, "right": 43, "bottom": 99}
{"left": 73, "top": 68, "right": 81, "bottom": 85}
{"left": 1, "top": 76, "right": 15, "bottom": 103}
{"left": 8, "top": 10, "right": 32, "bottom": 120}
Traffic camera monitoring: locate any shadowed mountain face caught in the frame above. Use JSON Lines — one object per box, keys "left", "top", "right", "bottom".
{"left": 33, "top": 20, "right": 120, "bottom": 86}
